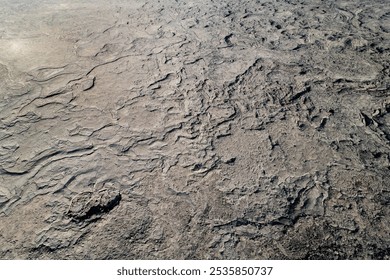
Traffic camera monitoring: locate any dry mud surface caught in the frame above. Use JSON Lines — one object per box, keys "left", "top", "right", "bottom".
{"left": 0, "top": 0, "right": 389, "bottom": 259}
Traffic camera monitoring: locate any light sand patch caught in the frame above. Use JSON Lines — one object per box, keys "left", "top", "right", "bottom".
{"left": 0, "top": 38, "right": 74, "bottom": 71}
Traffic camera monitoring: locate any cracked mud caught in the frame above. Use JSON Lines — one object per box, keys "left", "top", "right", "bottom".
{"left": 0, "top": 0, "right": 389, "bottom": 259}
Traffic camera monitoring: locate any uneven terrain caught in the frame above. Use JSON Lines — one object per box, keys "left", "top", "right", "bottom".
{"left": 0, "top": 0, "right": 389, "bottom": 259}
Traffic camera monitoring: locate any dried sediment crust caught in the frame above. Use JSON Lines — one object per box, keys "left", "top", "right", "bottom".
{"left": 0, "top": 0, "right": 389, "bottom": 259}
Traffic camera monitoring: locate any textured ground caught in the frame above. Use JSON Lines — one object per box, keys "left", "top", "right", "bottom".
{"left": 0, "top": 0, "right": 389, "bottom": 259}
